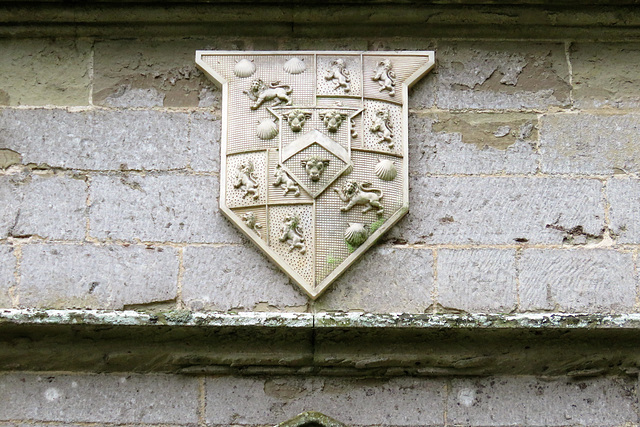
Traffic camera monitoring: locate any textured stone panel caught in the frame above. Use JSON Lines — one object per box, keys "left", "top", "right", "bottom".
{"left": 540, "top": 113, "right": 640, "bottom": 174}
{"left": 189, "top": 111, "right": 221, "bottom": 172}
{"left": 92, "top": 39, "right": 239, "bottom": 107}
{"left": 609, "top": 178, "right": 640, "bottom": 244}
{"left": 436, "top": 42, "right": 570, "bottom": 110}
{"left": 181, "top": 246, "right": 307, "bottom": 311}
{"left": 0, "top": 39, "right": 91, "bottom": 106}
{"left": 19, "top": 244, "right": 178, "bottom": 309}
{"left": 90, "top": 174, "right": 240, "bottom": 243}
{"left": 0, "top": 245, "right": 15, "bottom": 308}
{"left": 317, "top": 246, "right": 434, "bottom": 313}
{"left": 390, "top": 177, "right": 604, "bottom": 245}
{"left": 0, "top": 174, "right": 86, "bottom": 240}
{"left": 448, "top": 376, "right": 637, "bottom": 426}
{"left": 0, "top": 373, "right": 199, "bottom": 423}
{"left": 572, "top": 43, "right": 640, "bottom": 109}
{"left": 205, "top": 376, "right": 446, "bottom": 425}
{"left": 0, "top": 109, "right": 198, "bottom": 171}
{"left": 408, "top": 113, "right": 538, "bottom": 175}
{"left": 437, "top": 249, "right": 517, "bottom": 313}
{"left": 519, "top": 249, "right": 635, "bottom": 313}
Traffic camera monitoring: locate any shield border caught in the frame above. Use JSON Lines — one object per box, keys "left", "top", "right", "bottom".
{"left": 196, "top": 50, "right": 435, "bottom": 299}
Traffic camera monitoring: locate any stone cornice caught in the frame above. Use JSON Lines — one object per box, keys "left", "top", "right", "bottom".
{"left": 2, "top": 309, "right": 640, "bottom": 376}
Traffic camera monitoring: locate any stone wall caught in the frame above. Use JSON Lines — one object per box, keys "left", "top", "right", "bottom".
{"left": 1, "top": 2, "right": 640, "bottom": 425}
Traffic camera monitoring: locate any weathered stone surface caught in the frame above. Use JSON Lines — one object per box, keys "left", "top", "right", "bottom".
{"left": 0, "top": 109, "right": 220, "bottom": 171}
{"left": 0, "top": 39, "right": 91, "bottom": 106}
{"left": 316, "top": 246, "right": 434, "bottom": 313}
{"left": 0, "top": 149, "right": 21, "bottom": 169}
{"left": 448, "top": 376, "right": 637, "bottom": 426}
{"left": 181, "top": 246, "right": 307, "bottom": 311}
{"left": 0, "top": 173, "right": 86, "bottom": 240}
{"left": 0, "top": 373, "right": 199, "bottom": 423}
{"left": 390, "top": 177, "right": 604, "bottom": 245}
{"left": 19, "top": 244, "right": 178, "bottom": 309}
{"left": 189, "top": 111, "right": 221, "bottom": 172}
{"left": 540, "top": 113, "right": 640, "bottom": 174}
{"left": 205, "top": 376, "right": 446, "bottom": 425}
{"left": 519, "top": 249, "right": 635, "bottom": 313}
{"left": 92, "top": 39, "right": 239, "bottom": 108}
{"left": 437, "top": 249, "right": 517, "bottom": 313}
{"left": 608, "top": 178, "right": 640, "bottom": 244}
{"left": 436, "top": 42, "right": 570, "bottom": 110}
{"left": 409, "top": 113, "right": 538, "bottom": 175}
{"left": 0, "top": 245, "right": 15, "bottom": 308}
{"left": 572, "top": 43, "right": 640, "bottom": 109}
{"left": 89, "top": 174, "right": 240, "bottom": 243}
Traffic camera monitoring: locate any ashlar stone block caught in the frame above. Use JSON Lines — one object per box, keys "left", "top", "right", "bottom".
{"left": 19, "top": 244, "right": 178, "bottom": 309}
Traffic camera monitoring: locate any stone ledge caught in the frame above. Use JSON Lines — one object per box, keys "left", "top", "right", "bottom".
{"left": 1, "top": 310, "right": 640, "bottom": 376}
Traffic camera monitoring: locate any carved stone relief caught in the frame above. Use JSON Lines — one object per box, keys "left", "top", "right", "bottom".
{"left": 196, "top": 50, "right": 435, "bottom": 298}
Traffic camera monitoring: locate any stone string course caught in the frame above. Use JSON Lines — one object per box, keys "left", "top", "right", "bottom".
{"left": 2, "top": 32, "right": 640, "bottom": 426}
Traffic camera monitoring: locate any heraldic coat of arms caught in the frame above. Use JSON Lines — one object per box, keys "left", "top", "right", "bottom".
{"left": 196, "top": 51, "right": 435, "bottom": 299}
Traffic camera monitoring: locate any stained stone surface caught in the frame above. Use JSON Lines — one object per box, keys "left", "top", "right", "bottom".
{"left": 0, "top": 39, "right": 91, "bottom": 106}
{"left": 19, "top": 244, "right": 178, "bottom": 309}
{"left": 0, "top": 245, "right": 15, "bottom": 308}
{"left": 0, "top": 174, "right": 86, "bottom": 240}
{"left": 0, "top": 373, "right": 199, "bottom": 423}
{"left": 181, "top": 246, "right": 308, "bottom": 312}
{"left": 519, "top": 249, "right": 636, "bottom": 313}
{"left": 437, "top": 249, "right": 517, "bottom": 313}
{"left": 89, "top": 174, "right": 241, "bottom": 243}
{"left": 391, "top": 176, "right": 604, "bottom": 245}
{"left": 316, "top": 246, "right": 434, "bottom": 313}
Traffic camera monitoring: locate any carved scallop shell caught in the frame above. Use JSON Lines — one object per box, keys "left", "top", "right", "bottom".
{"left": 283, "top": 57, "right": 306, "bottom": 75}
{"left": 344, "top": 223, "right": 368, "bottom": 247}
{"left": 375, "top": 159, "right": 397, "bottom": 181}
{"left": 234, "top": 58, "right": 256, "bottom": 78}
{"left": 256, "top": 118, "right": 278, "bottom": 140}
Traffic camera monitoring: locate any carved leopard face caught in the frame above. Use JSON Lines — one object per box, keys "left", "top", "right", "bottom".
{"left": 301, "top": 156, "right": 330, "bottom": 182}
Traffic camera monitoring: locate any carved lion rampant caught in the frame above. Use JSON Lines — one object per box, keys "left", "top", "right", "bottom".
{"left": 334, "top": 180, "right": 384, "bottom": 215}
{"left": 244, "top": 79, "right": 292, "bottom": 110}
{"left": 273, "top": 164, "right": 300, "bottom": 196}
{"left": 234, "top": 161, "right": 259, "bottom": 199}
{"left": 372, "top": 59, "right": 396, "bottom": 96}
{"left": 370, "top": 109, "right": 394, "bottom": 148}
{"left": 324, "top": 59, "right": 351, "bottom": 92}
{"left": 279, "top": 215, "right": 306, "bottom": 254}
{"left": 241, "top": 212, "right": 263, "bottom": 237}
{"left": 301, "top": 156, "right": 330, "bottom": 182}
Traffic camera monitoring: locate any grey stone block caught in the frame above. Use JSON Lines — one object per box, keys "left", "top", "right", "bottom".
{"left": 437, "top": 249, "right": 517, "bottom": 313}
{"left": 436, "top": 42, "right": 570, "bottom": 110}
{"left": 0, "top": 373, "right": 199, "bottom": 423}
{"left": 408, "top": 113, "right": 538, "bottom": 175}
{"left": 89, "top": 174, "right": 241, "bottom": 243}
{"left": 540, "top": 113, "right": 640, "bottom": 174}
{"left": 448, "top": 376, "right": 637, "bottom": 426}
{"left": 608, "top": 178, "right": 640, "bottom": 244}
{"left": 205, "top": 376, "right": 446, "bottom": 425}
{"left": 0, "top": 174, "right": 86, "bottom": 240}
{"left": 189, "top": 111, "right": 221, "bottom": 172}
{"left": 316, "top": 246, "right": 434, "bottom": 313}
{"left": 0, "top": 245, "right": 15, "bottom": 308}
{"left": 181, "top": 245, "right": 307, "bottom": 311}
{"left": 0, "top": 39, "right": 91, "bottom": 106}
{"left": 0, "top": 109, "right": 184, "bottom": 170}
{"left": 519, "top": 249, "right": 635, "bottom": 313}
{"left": 390, "top": 177, "right": 604, "bottom": 245}
{"left": 572, "top": 43, "right": 640, "bottom": 109}
{"left": 92, "top": 39, "right": 237, "bottom": 108}
{"left": 19, "top": 244, "right": 178, "bottom": 309}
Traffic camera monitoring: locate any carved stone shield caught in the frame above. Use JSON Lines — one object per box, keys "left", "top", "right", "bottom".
{"left": 196, "top": 51, "right": 435, "bottom": 299}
